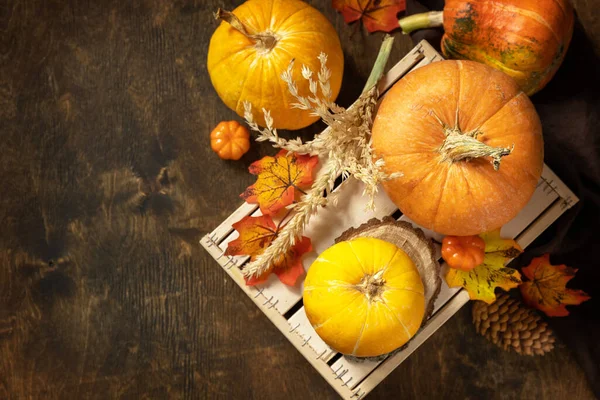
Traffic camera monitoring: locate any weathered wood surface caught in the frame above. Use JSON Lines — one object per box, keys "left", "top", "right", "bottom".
{"left": 0, "top": 1, "right": 597, "bottom": 399}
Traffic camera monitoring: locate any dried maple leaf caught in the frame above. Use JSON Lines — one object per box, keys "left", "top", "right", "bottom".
{"left": 225, "top": 214, "right": 312, "bottom": 287}
{"left": 241, "top": 150, "right": 318, "bottom": 216}
{"left": 225, "top": 215, "right": 278, "bottom": 259}
{"left": 332, "top": 0, "right": 406, "bottom": 33}
{"left": 520, "top": 254, "right": 591, "bottom": 317}
{"left": 445, "top": 230, "right": 523, "bottom": 304}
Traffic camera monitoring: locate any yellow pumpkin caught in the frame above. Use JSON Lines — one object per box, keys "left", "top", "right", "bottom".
{"left": 207, "top": 0, "right": 344, "bottom": 130}
{"left": 303, "top": 237, "right": 425, "bottom": 357}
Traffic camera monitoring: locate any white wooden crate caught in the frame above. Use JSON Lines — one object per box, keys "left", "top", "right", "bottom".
{"left": 201, "top": 41, "right": 579, "bottom": 400}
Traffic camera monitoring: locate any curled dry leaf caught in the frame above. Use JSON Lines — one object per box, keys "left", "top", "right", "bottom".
{"left": 332, "top": 0, "right": 406, "bottom": 33}
{"left": 520, "top": 254, "right": 591, "bottom": 317}
{"left": 225, "top": 214, "right": 312, "bottom": 287}
{"left": 445, "top": 230, "right": 523, "bottom": 304}
{"left": 241, "top": 150, "right": 318, "bottom": 216}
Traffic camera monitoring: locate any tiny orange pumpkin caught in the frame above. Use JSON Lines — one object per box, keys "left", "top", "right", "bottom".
{"left": 210, "top": 121, "right": 250, "bottom": 160}
{"left": 441, "top": 235, "right": 485, "bottom": 271}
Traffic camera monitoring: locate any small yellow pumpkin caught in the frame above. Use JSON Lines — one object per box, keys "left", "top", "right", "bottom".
{"left": 207, "top": 0, "right": 344, "bottom": 130}
{"left": 303, "top": 237, "right": 425, "bottom": 357}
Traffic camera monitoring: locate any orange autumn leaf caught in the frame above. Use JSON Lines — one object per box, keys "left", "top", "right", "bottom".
{"left": 225, "top": 215, "right": 278, "bottom": 259}
{"left": 332, "top": 0, "right": 406, "bottom": 33}
{"left": 225, "top": 214, "right": 312, "bottom": 287}
{"left": 241, "top": 150, "right": 318, "bottom": 216}
{"left": 520, "top": 254, "right": 591, "bottom": 317}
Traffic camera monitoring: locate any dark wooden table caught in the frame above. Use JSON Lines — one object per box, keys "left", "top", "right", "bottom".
{"left": 2, "top": 1, "right": 598, "bottom": 399}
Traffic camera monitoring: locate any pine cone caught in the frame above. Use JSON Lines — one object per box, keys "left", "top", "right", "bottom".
{"left": 472, "top": 293, "right": 555, "bottom": 356}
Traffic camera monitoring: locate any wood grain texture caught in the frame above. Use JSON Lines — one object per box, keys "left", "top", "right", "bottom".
{"left": 0, "top": 0, "right": 596, "bottom": 399}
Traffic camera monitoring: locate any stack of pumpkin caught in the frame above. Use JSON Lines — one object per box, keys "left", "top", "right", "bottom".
{"left": 207, "top": 0, "right": 573, "bottom": 358}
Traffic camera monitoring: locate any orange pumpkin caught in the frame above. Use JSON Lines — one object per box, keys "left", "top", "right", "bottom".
{"left": 210, "top": 121, "right": 250, "bottom": 160}
{"left": 372, "top": 60, "right": 544, "bottom": 236}
{"left": 207, "top": 0, "right": 344, "bottom": 130}
{"left": 399, "top": 0, "right": 574, "bottom": 95}
{"left": 442, "top": 235, "right": 485, "bottom": 271}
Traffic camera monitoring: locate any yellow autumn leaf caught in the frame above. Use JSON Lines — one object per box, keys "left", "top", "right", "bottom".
{"left": 241, "top": 150, "right": 318, "bottom": 216}
{"left": 445, "top": 230, "right": 523, "bottom": 304}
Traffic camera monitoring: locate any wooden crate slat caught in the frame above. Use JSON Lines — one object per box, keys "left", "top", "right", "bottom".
{"left": 412, "top": 54, "right": 438, "bottom": 71}
{"left": 501, "top": 180, "right": 558, "bottom": 239}
{"left": 331, "top": 356, "right": 383, "bottom": 392}
{"left": 377, "top": 47, "right": 424, "bottom": 94}
{"left": 539, "top": 164, "right": 578, "bottom": 206}
{"left": 210, "top": 202, "right": 258, "bottom": 245}
{"left": 287, "top": 306, "right": 337, "bottom": 362}
{"left": 377, "top": 40, "right": 440, "bottom": 95}
{"left": 515, "top": 198, "right": 567, "bottom": 248}
{"left": 218, "top": 226, "right": 305, "bottom": 315}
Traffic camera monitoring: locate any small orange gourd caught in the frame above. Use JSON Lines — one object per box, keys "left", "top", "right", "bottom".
{"left": 210, "top": 121, "right": 250, "bottom": 160}
{"left": 442, "top": 235, "right": 485, "bottom": 271}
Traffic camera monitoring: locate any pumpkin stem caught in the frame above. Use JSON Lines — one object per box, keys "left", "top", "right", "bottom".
{"left": 363, "top": 35, "right": 395, "bottom": 92}
{"left": 357, "top": 270, "right": 386, "bottom": 301}
{"left": 215, "top": 8, "right": 278, "bottom": 53}
{"left": 398, "top": 11, "right": 444, "bottom": 34}
{"left": 439, "top": 131, "right": 513, "bottom": 171}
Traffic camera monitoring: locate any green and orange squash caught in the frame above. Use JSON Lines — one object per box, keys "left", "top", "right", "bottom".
{"left": 399, "top": 0, "right": 574, "bottom": 95}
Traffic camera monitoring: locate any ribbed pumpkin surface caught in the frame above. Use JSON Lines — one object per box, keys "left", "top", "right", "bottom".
{"left": 303, "top": 237, "right": 425, "bottom": 357}
{"left": 372, "top": 60, "right": 544, "bottom": 236}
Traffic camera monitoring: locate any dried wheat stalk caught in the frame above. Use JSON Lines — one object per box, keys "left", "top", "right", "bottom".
{"left": 243, "top": 35, "right": 399, "bottom": 280}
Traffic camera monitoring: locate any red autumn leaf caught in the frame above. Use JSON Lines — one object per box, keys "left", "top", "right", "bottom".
{"left": 246, "top": 236, "right": 313, "bottom": 287}
{"left": 225, "top": 214, "right": 313, "bottom": 287}
{"left": 520, "top": 254, "right": 591, "bottom": 317}
{"left": 241, "top": 150, "right": 318, "bottom": 216}
{"left": 274, "top": 236, "right": 313, "bottom": 286}
{"left": 332, "top": 0, "right": 406, "bottom": 33}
